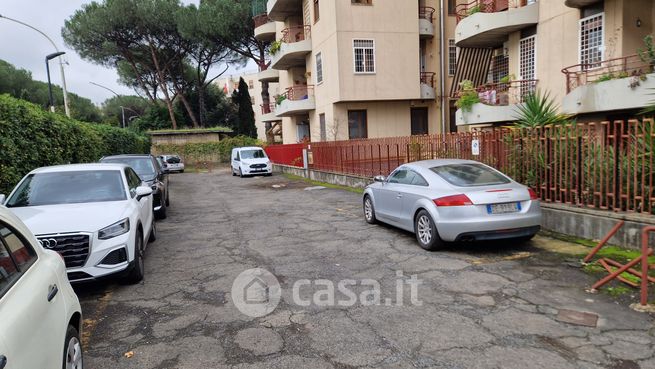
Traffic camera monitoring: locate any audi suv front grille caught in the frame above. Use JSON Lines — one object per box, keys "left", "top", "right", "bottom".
{"left": 37, "top": 234, "right": 91, "bottom": 268}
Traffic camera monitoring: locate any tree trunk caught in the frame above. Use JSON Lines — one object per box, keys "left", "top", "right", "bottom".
{"left": 148, "top": 42, "right": 178, "bottom": 129}
{"left": 198, "top": 83, "right": 207, "bottom": 127}
{"left": 178, "top": 92, "right": 199, "bottom": 128}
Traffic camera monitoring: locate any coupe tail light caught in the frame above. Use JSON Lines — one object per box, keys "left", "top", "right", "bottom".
{"left": 433, "top": 194, "right": 473, "bottom": 207}
{"left": 528, "top": 188, "right": 539, "bottom": 200}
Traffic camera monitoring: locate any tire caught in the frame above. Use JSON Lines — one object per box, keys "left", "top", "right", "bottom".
{"left": 62, "top": 325, "right": 83, "bottom": 369}
{"left": 238, "top": 168, "right": 243, "bottom": 178}
{"left": 516, "top": 234, "right": 536, "bottom": 244}
{"left": 180, "top": 169, "right": 185, "bottom": 173}
{"left": 148, "top": 218, "right": 157, "bottom": 242}
{"left": 165, "top": 191, "right": 170, "bottom": 207}
{"left": 363, "top": 195, "right": 377, "bottom": 224}
{"left": 155, "top": 199, "right": 167, "bottom": 220}
{"left": 232, "top": 168, "right": 236, "bottom": 176}
{"left": 126, "top": 229, "right": 144, "bottom": 284}
{"left": 414, "top": 210, "right": 445, "bottom": 251}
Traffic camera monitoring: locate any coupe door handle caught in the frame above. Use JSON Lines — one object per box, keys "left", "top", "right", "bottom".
{"left": 0, "top": 355, "right": 7, "bottom": 369}
{"left": 396, "top": 193, "right": 403, "bottom": 199}
{"left": 47, "top": 284, "right": 59, "bottom": 302}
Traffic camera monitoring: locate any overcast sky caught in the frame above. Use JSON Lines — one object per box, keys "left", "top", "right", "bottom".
{"left": 0, "top": 0, "right": 254, "bottom": 105}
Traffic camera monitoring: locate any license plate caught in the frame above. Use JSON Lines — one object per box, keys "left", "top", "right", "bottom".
{"left": 487, "top": 202, "right": 521, "bottom": 214}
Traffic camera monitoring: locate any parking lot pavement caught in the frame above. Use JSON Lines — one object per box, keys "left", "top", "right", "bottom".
{"left": 77, "top": 169, "right": 655, "bottom": 369}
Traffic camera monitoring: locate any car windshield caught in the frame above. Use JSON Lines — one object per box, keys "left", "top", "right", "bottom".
{"left": 165, "top": 156, "right": 181, "bottom": 164}
{"left": 102, "top": 157, "right": 156, "bottom": 180}
{"left": 240, "top": 149, "right": 267, "bottom": 160}
{"left": 6, "top": 171, "right": 126, "bottom": 208}
{"left": 430, "top": 163, "right": 511, "bottom": 187}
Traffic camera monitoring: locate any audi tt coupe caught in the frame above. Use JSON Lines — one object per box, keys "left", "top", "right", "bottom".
{"left": 363, "top": 159, "right": 542, "bottom": 250}
{"left": 0, "top": 163, "right": 156, "bottom": 283}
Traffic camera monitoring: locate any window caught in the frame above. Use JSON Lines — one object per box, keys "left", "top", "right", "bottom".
{"left": 125, "top": 168, "right": 141, "bottom": 198}
{"left": 0, "top": 224, "right": 37, "bottom": 297}
{"left": 448, "top": 39, "right": 457, "bottom": 76}
{"left": 316, "top": 52, "right": 323, "bottom": 84}
{"left": 388, "top": 169, "right": 413, "bottom": 184}
{"left": 314, "top": 0, "right": 320, "bottom": 22}
{"left": 489, "top": 52, "right": 509, "bottom": 83}
{"left": 348, "top": 110, "right": 367, "bottom": 139}
{"left": 251, "top": 96, "right": 255, "bottom": 105}
{"left": 430, "top": 164, "right": 511, "bottom": 187}
{"left": 319, "top": 113, "right": 326, "bottom": 141}
{"left": 352, "top": 0, "right": 372, "bottom": 4}
{"left": 519, "top": 35, "right": 537, "bottom": 96}
{"left": 411, "top": 172, "right": 429, "bottom": 186}
{"left": 580, "top": 13, "right": 604, "bottom": 68}
{"left": 448, "top": 0, "right": 456, "bottom": 15}
{"left": 248, "top": 80, "right": 254, "bottom": 89}
{"left": 353, "top": 39, "right": 375, "bottom": 74}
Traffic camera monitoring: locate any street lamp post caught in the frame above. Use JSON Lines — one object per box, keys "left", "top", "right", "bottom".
{"left": 46, "top": 52, "right": 66, "bottom": 113}
{"left": 0, "top": 14, "right": 71, "bottom": 118}
{"left": 89, "top": 82, "right": 140, "bottom": 128}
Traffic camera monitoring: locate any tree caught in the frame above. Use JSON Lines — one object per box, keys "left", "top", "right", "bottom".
{"left": 196, "top": 0, "right": 272, "bottom": 127}
{"left": 232, "top": 78, "right": 257, "bottom": 137}
{"left": 101, "top": 95, "right": 150, "bottom": 126}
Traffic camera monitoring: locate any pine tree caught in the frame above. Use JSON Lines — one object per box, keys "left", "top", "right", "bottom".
{"left": 233, "top": 78, "right": 257, "bottom": 138}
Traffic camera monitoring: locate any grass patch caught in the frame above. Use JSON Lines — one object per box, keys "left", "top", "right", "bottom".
{"left": 605, "top": 286, "right": 632, "bottom": 297}
{"left": 148, "top": 127, "right": 233, "bottom": 134}
{"left": 282, "top": 173, "right": 365, "bottom": 194}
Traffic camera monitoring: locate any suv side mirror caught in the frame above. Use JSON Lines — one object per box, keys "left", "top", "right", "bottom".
{"left": 0, "top": 194, "right": 5, "bottom": 204}
{"left": 135, "top": 186, "right": 153, "bottom": 201}
{"left": 373, "top": 175, "right": 386, "bottom": 183}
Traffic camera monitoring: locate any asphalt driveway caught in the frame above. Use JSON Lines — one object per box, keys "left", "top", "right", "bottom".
{"left": 77, "top": 169, "right": 655, "bottom": 369}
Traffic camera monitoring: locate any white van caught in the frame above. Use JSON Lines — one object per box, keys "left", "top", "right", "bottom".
{"left": 231, "top": 147, "right": 273, "bottom": 177}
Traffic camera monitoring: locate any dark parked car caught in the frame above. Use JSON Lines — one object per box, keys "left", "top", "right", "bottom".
{"left": 100, "top": 154, "right": 170, "bottom": 219}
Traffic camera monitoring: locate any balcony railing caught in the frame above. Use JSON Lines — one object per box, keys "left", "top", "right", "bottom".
{"left": 253, "top": 14, "right": 270, "bottom": 28}
{"left": 420, "top": 72, "right": 436, "bottom": 88}
{"left": 561, "top": 54, "right": 653, "bottom": 93}
{"left": 456, "top": 0, "right": 535, "bottom": 23}
{"left": 281, "top": 25, "right": 311, "bottom": 43}
{"left": 261, "top": 103, "right": 276, "bottom": 115}
{"left": 251, "top": 0, "right": 267, "bottom": 17}
{"left": 281, "top": 85, "right": 315, "bottom": 101}
{"left": 419, "top": 6, "right": 435, "bottom": 23}
{"left": 460, "top": 80, "right": 538, "bottom": 106}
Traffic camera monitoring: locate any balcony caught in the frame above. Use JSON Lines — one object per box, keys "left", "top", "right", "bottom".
{"left": 275, "top": 85, "right": 315, "bottom": 117}
{"left": 261, "top": 103, "right": 281, "bottom": 122}
{"left": 267, "top": 0, "right": 303, "bottom": 22}
{"left": 561, "top": 55, "right": 655, "bottom": 115}
{"left": 564, "top": 0, "right": 602, "bottom": 8}
{"left": 419, "top": 7, "right": 435, "bottom": 38}
{"left": 456, "top": 80, "right": 537, "bottom": 125}
{"left": 420, "top": 72, "right": 436, "bottom": 99}
{"left": 258, "top": 68, "right": 279, "bottom": 83}
{"left": 455, "top": 0, "right": 539, "bottom": 48}
{"left": 270, "top": 25, "right": 312, "bottom": 70}
{"left": 252, "top": 0, "right": 276, "bottom": 41}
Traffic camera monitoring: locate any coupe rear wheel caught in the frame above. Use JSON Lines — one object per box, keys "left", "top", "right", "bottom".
{"left": 363, "top": 196, "right": 377, "bottom": 224}
{"left": 126, "top": 229, "right": 144, "bottom": 284}
{"left": 415, "top": 210, "right": 444, "bottom": 251}
{"left": 63, "top": 325, "right": 83, "bottom": 369}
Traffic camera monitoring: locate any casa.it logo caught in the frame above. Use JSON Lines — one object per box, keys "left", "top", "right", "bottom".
{"left": 231, "top": 268, "right": 282, "bottom": 318}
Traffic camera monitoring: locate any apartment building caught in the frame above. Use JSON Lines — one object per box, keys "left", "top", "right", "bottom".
{"left": 452, "top": 0, "right": 655, "bottom": 126}
{"left": 253, "top": 0, "right": 462, "bottom": 144}
{"left": 215, "top": 72, "right": 281, "bottom": 142}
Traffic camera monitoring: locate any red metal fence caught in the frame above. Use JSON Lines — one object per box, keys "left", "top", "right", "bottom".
{"left": 307, "top": 119, "right": 655, "bottom": 215}
{"left": 265, "top": 143, "right": 305, "bottom": 167}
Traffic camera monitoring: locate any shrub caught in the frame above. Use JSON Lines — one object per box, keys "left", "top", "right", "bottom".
{"left": 0, "top": 94, "right": 150, "bottom": 194}
{"left": 455, "top": 80, "right": 480, "bottom": 113}
{"left": 151, "top": 135, "right": 264, "bottom": 164}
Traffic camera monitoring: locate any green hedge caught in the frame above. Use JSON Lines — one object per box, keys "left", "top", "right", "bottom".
{"left": 152, "top": 135, "right": 263, "bottom": 164}
{"left": 0, "top": 94, "right": 150, "bottom": 194}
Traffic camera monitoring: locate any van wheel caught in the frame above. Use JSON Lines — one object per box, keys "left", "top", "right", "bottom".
{"left": 238, "top": 168, "right": 243, "bottom": 178}
{"left": 232, "top": 168, "right": 236, "bottom": 176}
{"left": 63, "top": 325, "right": 83, "bottom": 369}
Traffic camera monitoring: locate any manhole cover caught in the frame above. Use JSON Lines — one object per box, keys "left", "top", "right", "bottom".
{"left": 555, "top": 309, "right": 598, "bottom": 327}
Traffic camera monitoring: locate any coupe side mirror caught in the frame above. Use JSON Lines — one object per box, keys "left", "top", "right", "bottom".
{"left": 135, "top": 186, "right": 153, "bottom": 200}
{"left": 0, "top": 194, "right": 5, "bottom": 205}
{"left": 374, "top": 175, "right": 386, "bottom": 183}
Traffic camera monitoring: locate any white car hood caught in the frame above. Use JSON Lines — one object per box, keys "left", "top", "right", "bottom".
{"left": 241, "top": 158, "right": 270, "bottom": 165}
{"left": 9, "top": 201, "right": 130, "bottom": 235}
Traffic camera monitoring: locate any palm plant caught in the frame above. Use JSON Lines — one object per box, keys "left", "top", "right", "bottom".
{"left": 513, "top": 90, "right": 570, "bottom": 128}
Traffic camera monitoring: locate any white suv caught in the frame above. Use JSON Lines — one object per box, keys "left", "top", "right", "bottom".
{"left": 1, "top": 164, "right": 155, "bottom": 283}
{"left": 0, "top": 205, "right": 83, "bottom": 369}
{"left": 231, "top": 147, "right": 272, "bottom": 177}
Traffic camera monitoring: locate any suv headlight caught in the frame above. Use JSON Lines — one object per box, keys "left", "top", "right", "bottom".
{"left": 98, "top": 218, "right": 130, "bottom": 240}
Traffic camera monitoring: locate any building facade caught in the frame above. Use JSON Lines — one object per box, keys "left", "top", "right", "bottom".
{"left": 452, "top": 0, "right": 655, "bottom": 126}
{"left": 254, "top": 0, "right": 462, "bottom": 144}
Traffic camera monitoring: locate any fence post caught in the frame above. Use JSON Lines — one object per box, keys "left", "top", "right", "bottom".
{"left": 576, "top": 135, "right": 583, "bottom": 206}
